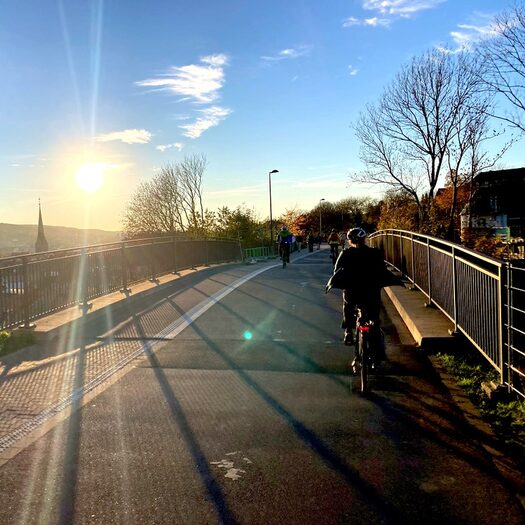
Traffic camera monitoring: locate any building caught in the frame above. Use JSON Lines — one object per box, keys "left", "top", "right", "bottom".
{"left": 34, "top": 199, "right": 49, "bottom": 253}
{"left": 461, "top": 167, "right": 525, "bottom": 241}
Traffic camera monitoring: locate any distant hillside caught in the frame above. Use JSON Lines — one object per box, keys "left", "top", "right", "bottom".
{"left": 0, "top": 223, "right": 122, "bottom": 257}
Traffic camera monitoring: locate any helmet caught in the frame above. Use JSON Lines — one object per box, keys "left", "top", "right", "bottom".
{"left": 348, "top": 227, "right": 367, "bottom": 243}
{"left": 281, "top": 225, "right": 287, "bottom": 230}
{"left": 331, "top": 228, "right": 336, "bottom": 232}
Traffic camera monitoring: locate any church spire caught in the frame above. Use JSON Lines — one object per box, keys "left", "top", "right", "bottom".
{"left": 35, "top": 198, "right": 49, "bottom": 253}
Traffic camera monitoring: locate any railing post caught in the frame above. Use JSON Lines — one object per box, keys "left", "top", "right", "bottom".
{"left": 20, "top": 256, "right": 35, "bottom": 329}
{"left": 497, "top": 264, "right": 506, "bottom": 386}
{"left": 120, "top": 242, "right": 131, "bottom": 295}
{"left": 399, "top": 231, "right": 404, "bottom": 274}
{"left": 410, "top": 232, "right": 416, "bottom": 289}
{"left": 149, "top": 239, "right": 157, "bottom": 282}
{"left": 506, "top": 261, "right": 512, "bottom": 393}
{"left": 450, "top": 246, "right": 459, "bottom": 335}
{"left": 425, "top": 238, "right": 433, "bottom": 307}
{"left": 205, "top": 238, "right": 209, "bottom": 266}
{"left": 172, "top": 237, "right": 179, "bottom": 275}
{"left": 79, "top": 248, "right": 92, "bottom": 315}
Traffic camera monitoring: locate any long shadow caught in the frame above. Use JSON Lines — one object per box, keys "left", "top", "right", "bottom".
{"left": 130, "top": 313, "right": 238, "bottom": 525}
{"left": 0, "top": 270, "right": 243, "bottom": 384}
{"left": 166, "top": 293, "right": 502, "bottom": 465}
{"left": 163, "top": 296, "right": 354, "bottom": 393}
{"left": 56, "top": 311, "right": 88, "bottom": 525}
{"left": 162, "top": 289, "right": 515, "bottom": 493}
{"left": 211, "top": 281, "right": 340, "bottom": 340}
{"left": 156, "top": 316, "right": 405, "bottom": 524}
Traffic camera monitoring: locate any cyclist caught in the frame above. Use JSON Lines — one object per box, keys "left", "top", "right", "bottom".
{"left": 333, "top": 227, "right": 388, "bottom": 367}
{"left": 277, "top": 224, "right": 293, "bottom": 264}
{"left": 327, "top": 228, "right": 340, "bottom": 263}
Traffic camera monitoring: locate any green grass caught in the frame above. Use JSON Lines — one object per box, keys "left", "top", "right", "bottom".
{"left": 0, "top": 330, "right": 36, "bottom": 357}
{"left": 437, "top": 350, "right": 525, "bottom": 465}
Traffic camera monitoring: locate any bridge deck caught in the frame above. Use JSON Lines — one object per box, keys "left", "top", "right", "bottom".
{"left": 0, "top": 248, "right": 523, "bottom": 524}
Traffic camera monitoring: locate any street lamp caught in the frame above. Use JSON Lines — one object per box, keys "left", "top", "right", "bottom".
{"left": 319, "top": 198, "right": 325, "bottom": 249}
{"left": 268, "top": 169, "right": 279, "bottom": 251}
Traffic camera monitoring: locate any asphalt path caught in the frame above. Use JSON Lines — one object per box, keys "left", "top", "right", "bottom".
{"left": 0, "top": 248, "right": 523, "bottom": 524}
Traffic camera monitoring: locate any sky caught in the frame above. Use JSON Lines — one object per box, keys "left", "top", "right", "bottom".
{"left": 0, "top": 0, "right": 523, "bottom": 231}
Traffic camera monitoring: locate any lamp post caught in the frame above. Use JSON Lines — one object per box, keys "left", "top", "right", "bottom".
{"left": 268, "top": 169, "right": 279, "bottom": 252}
{"left": 319, "top": 198, "right": 325, "bottom": 249}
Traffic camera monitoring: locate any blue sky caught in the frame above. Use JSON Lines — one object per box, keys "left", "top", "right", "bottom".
{"left": 1, "top": 0, "right": 522, "bottom": 231}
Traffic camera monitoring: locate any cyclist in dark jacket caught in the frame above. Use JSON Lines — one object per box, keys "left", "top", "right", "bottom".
{"left": 334, "top": 227, "right": 389, "bottom": 362}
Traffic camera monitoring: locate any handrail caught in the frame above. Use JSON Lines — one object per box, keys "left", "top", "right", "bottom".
{"left": 370, "top": 229, "right": 524, "bottom": 398}
{"left": 0, "top": 237, "right": 242, "bottom": 331}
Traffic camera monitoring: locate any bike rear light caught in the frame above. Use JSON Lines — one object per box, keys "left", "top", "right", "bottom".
{"left": 357, "top": 326, "right": 370, "bottom": 332}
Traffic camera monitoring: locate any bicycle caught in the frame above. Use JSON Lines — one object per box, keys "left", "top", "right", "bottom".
{"left": 329, "top": 244, "right": 339, "bottom": 267}
{"left": 353, "top": 306, "right": 381, "bottom": 393}
{"left": 280, "top": 242, "right": 290, "bottom": 269}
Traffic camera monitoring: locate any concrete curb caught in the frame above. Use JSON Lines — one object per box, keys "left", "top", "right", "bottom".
{"left": 384, "top": 285, "right": 455, "bottom": 350}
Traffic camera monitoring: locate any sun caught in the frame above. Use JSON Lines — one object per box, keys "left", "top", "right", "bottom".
{"left": 75, "top": 163, "right": 105, "bottom": 192}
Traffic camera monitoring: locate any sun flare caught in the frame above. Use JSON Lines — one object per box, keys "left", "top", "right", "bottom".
{"left": 75, "top": 163, "right": 105, "bottom": 192}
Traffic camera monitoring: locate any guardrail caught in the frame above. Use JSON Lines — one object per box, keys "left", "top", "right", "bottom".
{"left": 243, "top": 246, "right": 273, "bottom": 260}
{"left": 0, "top": 236, "right": 241, "bottom": 331}
{"left": 369, "top": 229, "right": 524, "bottom": 398}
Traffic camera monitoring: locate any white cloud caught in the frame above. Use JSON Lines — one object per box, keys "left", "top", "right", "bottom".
{"left": 156, "top": 142, "right": 184, "bottom": 152}
{"left": 180, "top": 106, "right": 232, "bottom": 139}
{"left": 95, "top": 129, "right": 152, "bottom": 144}
{"left": 449, "top": 22, "right": 499, "bottom": 51}
{"left": 363, "top": 0, "right": 445, "bottom": 17}
{"left": 348, "top": 65, "right": 359, "bottom": 76}
{"left": 261, "top": 45, "right": 312, "bottom": 61}
{"left": 345, "top": 0, "right": 444, "bottom": 28}
{"left": 137, "top": 53, "right": 229, "bottom": 104}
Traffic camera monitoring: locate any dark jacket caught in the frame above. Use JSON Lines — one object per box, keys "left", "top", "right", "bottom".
{"left": 334, "top": 246, "right": 394, "bottom": 297}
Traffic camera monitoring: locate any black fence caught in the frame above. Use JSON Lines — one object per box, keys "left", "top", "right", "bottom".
{"left": 0, "top": 237, "right": 242, "bottom": 331}
{"left": 370, "top": 230, "right": 525, "bottom": 398}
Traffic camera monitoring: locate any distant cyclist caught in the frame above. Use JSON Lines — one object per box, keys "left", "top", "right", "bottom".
{"left": 334, "top": 227, "right": 389, "bottom": 365}
{"left": 327, "top": 228, "right": 340, "bottom": 263}
{"left": 277, "top": 224, "right": 293, "bottom": 265}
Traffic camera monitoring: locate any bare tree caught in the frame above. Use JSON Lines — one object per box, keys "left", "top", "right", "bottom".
{"left": 178, "top": 154, "right": 207, "bottom": 231}
{"left": 121, "top": 154, "right": 208, "bottom": 238}
{"left": 477, "top": 2, "right": 525, "bottom": 133}
{"left": 353, "top": 49, "right": 495, "bottom": 230}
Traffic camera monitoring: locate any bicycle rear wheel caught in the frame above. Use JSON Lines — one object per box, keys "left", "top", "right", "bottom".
{"left": 359, "top": 332, "right": 368, "bottom": 393}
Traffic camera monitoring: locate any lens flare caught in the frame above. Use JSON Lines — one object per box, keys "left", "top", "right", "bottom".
{"left": 243, "top": 331, "right": 253, "bottom": 340}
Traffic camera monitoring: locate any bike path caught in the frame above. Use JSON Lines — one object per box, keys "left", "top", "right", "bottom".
{"left": 0, "top": 249, "right": 522, "bottom": 524}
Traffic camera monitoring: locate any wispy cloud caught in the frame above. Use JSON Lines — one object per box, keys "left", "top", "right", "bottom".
{"left": 137, "top": 53, "right": 229, "bottom": 104}
{"left": 439, "top": 16, "right": 500, "bottom": 53}
{"left": 363, "top": 0, "right": 445, "bottom": 17}
{"left": 343, "top": 16, "right": 390, "bottom": 27}
{"left": 156, "top": 142, "right": 184, "bottom": 152}
{"left": 348, "top": 65, "right": 359, "bottom": 76}
{"left": 345, "top": 0, "right": 444, "bottom": 28}
{"left": 95, "top": 129, "right": 152, "bottom": 144}
{"left": 180, "top": 106, "right": 232, "bottom": 139}
{"left": 261, "top": 45, "right": 312, "bottom": 61}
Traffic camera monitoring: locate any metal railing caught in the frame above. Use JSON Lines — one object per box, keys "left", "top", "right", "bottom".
{"left": 369, "top": 229, "right": 525, "bottom": 398}
{"left": 0, "top": 236, "right": 242, "bottom": 331}
{"left": 243, "top": 246, "right": 273, "bottom": 260}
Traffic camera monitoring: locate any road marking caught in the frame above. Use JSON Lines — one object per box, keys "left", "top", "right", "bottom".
{"left": 0, "top": 263, "right": 280, "bottom": 457}
{"left": 211, "top": 451, "right": 252, "bottom": 481}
